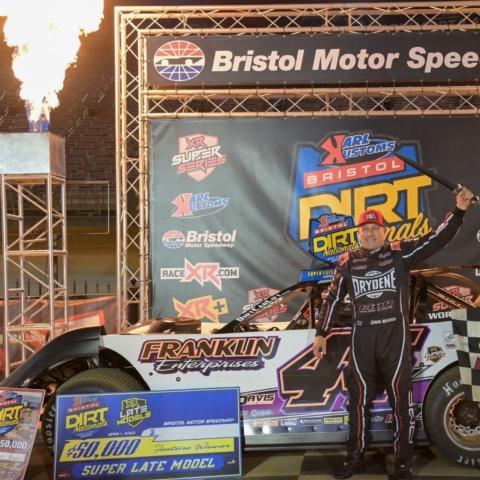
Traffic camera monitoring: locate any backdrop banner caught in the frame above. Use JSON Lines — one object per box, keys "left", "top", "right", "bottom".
{"left": 147, "top": 32, "right": 480, "bottom": 86}
{"left": 149, "top": 117, "right": 480, "bottom": 322}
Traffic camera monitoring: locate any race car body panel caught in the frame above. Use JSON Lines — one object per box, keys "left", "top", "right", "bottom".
{"left": 2, "top": 267, "right": 477, "bottom": 454}
{"left": 99, "top": 319, "right": 459, "bottom": 447}
{"left": 0, "top": 326, "right": 103, "bottom": 388}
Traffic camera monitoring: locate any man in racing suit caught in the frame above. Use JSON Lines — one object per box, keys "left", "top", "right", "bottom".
{"left": 312, "top": 187, "right": 474, "bottom": 480}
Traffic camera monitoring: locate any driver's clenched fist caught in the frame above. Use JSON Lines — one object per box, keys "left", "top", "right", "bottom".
{"left": 313, "top": 335, "right": 327, "bottom": 358}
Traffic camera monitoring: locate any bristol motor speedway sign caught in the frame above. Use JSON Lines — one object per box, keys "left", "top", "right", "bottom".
{"left": 147, "top": 32, "right": 480, "bottom": 86}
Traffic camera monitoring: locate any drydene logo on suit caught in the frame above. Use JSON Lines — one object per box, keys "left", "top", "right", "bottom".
{"left": 352, "top": 268, "right": 396, "bottom": 299}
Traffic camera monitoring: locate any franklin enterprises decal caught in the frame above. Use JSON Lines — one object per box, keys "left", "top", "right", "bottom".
{"left": 162, "top": 230, "right": 237, "bottom": 249}
{"left": 171, "top": 133, "right": 227, "bottom": 181}
{"left": 138, "top": 336, "right": 280, "bottom": 375}
{"left": 171, "top": 192, "right": 229, "bottom": 218}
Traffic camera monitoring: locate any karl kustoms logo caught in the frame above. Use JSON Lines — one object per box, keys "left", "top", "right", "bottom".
{"left": 172, "top": 133, "right": 226, "bottom": 181}
{"left": 154, "top": 40, "right": 205, "bottom": 82}
{"left": 171, "top": 192, "right": 229, "bottom": 218}
{"left": 289, "top": 130, "right": 433, "bottom": 255}
{"left": 138, "top": 336, "right": 280, "bottom": 376}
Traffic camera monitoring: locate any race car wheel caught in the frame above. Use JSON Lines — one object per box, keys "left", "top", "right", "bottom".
{"left": 41, "top": 368, "right": 144, "bottom": 453}
{"left": 424, "top": 367, "right": 480, "bottom": 468}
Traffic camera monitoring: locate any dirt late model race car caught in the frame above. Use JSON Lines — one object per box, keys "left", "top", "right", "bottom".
{"left": 2, "top": 266, "right": 480, "bottom": 468}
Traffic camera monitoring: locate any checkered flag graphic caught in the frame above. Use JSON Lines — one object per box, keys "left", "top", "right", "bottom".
{"left": 451, "top": 307, "right": 480, "bottom": 402}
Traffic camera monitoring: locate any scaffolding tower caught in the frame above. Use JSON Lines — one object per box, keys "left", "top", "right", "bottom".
{"left": 0, "top": 133, "right": 67, "bottom": 377}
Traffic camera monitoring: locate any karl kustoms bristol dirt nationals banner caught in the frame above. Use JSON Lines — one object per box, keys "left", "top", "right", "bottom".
{"left": 149, "top": 118, "right": 480, "bottom": 322}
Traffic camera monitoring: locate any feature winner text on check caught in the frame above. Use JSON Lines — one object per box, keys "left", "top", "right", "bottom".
{"left": 60, "top": 437, "right": 234, "bottom": 477}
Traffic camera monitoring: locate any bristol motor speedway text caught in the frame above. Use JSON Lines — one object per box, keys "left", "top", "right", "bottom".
{"left": 212, "top": 47, "right": 480, "bottom": 74}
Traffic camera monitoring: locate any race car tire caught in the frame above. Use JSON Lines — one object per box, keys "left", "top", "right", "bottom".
{"left": 424, "top": 367, "right": 480, "bottom": 468}
{"left": 41, "top": 368, "right": 144, "bottom": 453}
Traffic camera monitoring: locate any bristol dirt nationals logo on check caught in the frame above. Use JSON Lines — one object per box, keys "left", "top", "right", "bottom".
{"left": 154, "top": 40, "right": 205, "bottom": 82}
{"left": 171, "top": 192, "right": 229, "bottom": 218}
{"left": 161, "top": 259, "right": 239, "bottom": 290}
{"left": 65, "top": 396, "right": 108, "bottom": 439}
{"left": 0, "top": 391, "right": 23, "bottom": 435}
{"left": 138, "top": 336, "right": 280, "bottom": 375}
{"left": 289, "top": 131, "right": 433, "bottom": 256}
{"left": 172, "top": 134, "right": 226, "bottom": 181}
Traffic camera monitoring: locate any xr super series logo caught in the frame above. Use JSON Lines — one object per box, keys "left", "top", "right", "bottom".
{"left": 289, "top": 131, "right": 433, "bottom": 255}
{"left": 171, "top": 192, "right": 229, "bottom": 218}
{"left": 243, "top": 288, "right": 287, "bottom": 322}
{"left": 0, "top": 391, "right": 23, "bottom": 435}
{"left": 172, "top": 134, "right": 226, "bottom": 181}
{"left": 161, "top": 259, "right": 239, "bottom": 290}
{"left": 138, "top": 336, "right": 280, "bottom": 376}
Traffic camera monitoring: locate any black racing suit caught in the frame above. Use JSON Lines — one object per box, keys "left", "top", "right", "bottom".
{"left": 315, "top": 207, "right": 465, "bottom": 461}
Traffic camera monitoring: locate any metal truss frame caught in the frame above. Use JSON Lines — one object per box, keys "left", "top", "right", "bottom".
{"left": 115, "top": 2, "right": 480, "bottom": 330}
{"left": 1, "top": 174, "right": 67, "bottom": 377}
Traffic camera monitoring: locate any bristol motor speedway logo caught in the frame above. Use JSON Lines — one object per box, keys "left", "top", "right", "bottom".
{"left": 289, "top": 130, "right": 433, "bottom": 256}
{"left": 160, "top": 259, "right": 239, "bottom": 290}
{"left": 172, "top": 134, "right": 226, "bottom": 181}
{"left": 154, "top": 40, "right": 205, "bottom": 82}
{"left": 162, "top": 229, "right": 237, "bottom": 249}
{"left": 171, "top": 192, "right": 229, "bottom": 218}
